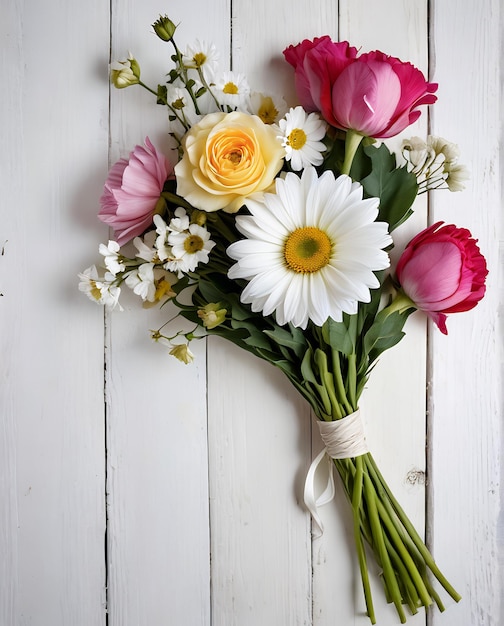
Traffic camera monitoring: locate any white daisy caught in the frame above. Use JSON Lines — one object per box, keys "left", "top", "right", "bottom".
{"left": 166, "top": 223, "right": 216, "bottom": 276}
{"left": 78, "top": 265, "right": 122, "bottom": 310}
{"left": 278, "top": 106, "right": 327, "bottom": 171}
{"left": 182, "top": 40, "right": 219, "bottom": 81}
{"left": 214, "top": 71, "right": 250, "bottom": 109}
{"left": 227, "top": 166, "right": 392, "bottom": 329}
{"left": 246, "top": 92, "right": 287, "bottom": 125}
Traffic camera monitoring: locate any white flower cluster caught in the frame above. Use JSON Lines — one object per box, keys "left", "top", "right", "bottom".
{"left": 78, "top": 208, "right": 215, "bottom": 310}
{"left": 402, "top": 135, "right": 469, "bottom": 192}
{"left": 163, "top": 40, "right": 288, "bottom": 141}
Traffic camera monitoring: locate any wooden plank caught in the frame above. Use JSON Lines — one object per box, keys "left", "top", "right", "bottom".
{"left": 105, "top": 2, "right": 230, "bottom": 624}
{"left": 428, "top": 0, "right": 502, "bottom": 624}
{"left": 207, "top": 2, "right": 338, "bottom": 624}
{"left": 311, "top": 1, "right": 430, "bottom": 624}
{"left": 0, "top": 0, "right": 108, "bottom": 624}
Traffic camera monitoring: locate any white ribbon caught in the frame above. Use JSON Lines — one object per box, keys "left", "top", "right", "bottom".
{"left": 304, "top": 409, "right": 369, "bottom": 537}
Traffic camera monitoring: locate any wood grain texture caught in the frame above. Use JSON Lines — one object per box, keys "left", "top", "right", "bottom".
{"left": 0, "top": 0, "right": 109, "bottom": 624}
{"left": 428, "top": 0, "right": 503, "bottom": 624}
{"left": 1, "top": 0, "right": 501, "bottom": 625}
{"left": 106, "top": 2, "right": 229, "bottom": 625}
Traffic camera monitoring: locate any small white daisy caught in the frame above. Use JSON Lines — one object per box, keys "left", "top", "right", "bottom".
{"left": 99, "top": 240, "right": 125, "bottom": 275}
{"left": 227, "top": 166, "right": 392, "bottom": 329}
{"left": 78, "top": 265, "right": 122, "bottom": 310}
{"left": 214, "top": 71, "right": 250, "bottom": 109}
{"left": 278, "top": 106, "right": 327, "bottom": 171}
{"left": 246, "top": 92, "right": 287, "bottom": 125}
{"left": 166, "top": 223, "right": 216, "bottom": 276}
{"left": 182, "top": 40, "right": 219, "bottom": 81}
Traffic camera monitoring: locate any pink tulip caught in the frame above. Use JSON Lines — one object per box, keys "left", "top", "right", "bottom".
{"left": 395, "top": 222, "right": 488, "bottom": 334}
{"left": 283, "top": 38, "right": 438, "bottom": 139}
{"left": 99, "top": 137, "right": 171, "bottom": 246}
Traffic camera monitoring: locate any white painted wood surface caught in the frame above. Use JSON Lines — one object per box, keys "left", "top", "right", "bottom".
{"left": 0, "top": 1, "right": 501, "bottom": 626}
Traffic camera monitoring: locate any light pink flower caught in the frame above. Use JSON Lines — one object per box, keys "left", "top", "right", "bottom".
{"left": 395, "top": 222, "right": 488, "bottom": 334}
{"left": 283, "top": 37, "right": 438, "bottom": 139}
{"left": 99, "top": 137, "right": 171, "bottom": 246}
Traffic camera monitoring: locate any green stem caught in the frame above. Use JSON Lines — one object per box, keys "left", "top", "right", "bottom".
{"left": 352, "top": 457, "right": 376, "bottom": 624}
{"left": 331, "top": 350, "right": 353, "bottom": 415}
{"left": 341, "top": 130, "right": 364, "bottom": 176}
{"left": 366, "top": 454, "right": 462, "bottom": 603}
{"left": 363, "top": 472, "right": 406, "bottom": 622}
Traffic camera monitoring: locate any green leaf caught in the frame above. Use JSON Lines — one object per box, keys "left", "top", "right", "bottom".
{"left": 363, "top": 309, "right": 411, "bottom": 366}
{"left": 321, "top": 317, "right": 355, "bottom": 355}
{"left": 156, "top": 84, "right": 168, "bottom": 105}
{"left": 360, "top": 144, "right": 418, "bottom": 232}
{"left": 263, "top": 325, "right": 307, "bottom": 360}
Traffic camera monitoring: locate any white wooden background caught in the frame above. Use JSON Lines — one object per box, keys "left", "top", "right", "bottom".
{"left": 1, "top": 0, "right": 502, "bottom": 625}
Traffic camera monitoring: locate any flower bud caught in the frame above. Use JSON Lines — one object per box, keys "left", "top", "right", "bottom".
{"left": 152, "top": 15, "right": 177, "bottom": 42}
{"left": 110, "top": 54, "right": 140, "bottom": 89}
{"left": 169, "top": 343, "right": 194, "bottom": 364}
{"left": 197, "top": 303, "right": 227, "bottom": 329}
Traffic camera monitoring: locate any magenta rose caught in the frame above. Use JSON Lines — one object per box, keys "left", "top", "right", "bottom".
{"left": 99, "top": 137, "right": 171, "bottom": 246}
{"left": 283, "top": 37, "right": 438, "bottom": 139}
{"left": 395, "top": 222, "right": 488, "bottom": 334}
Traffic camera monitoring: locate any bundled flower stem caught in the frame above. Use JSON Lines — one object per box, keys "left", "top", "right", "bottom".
{"left": 80, "top": 15, "right": 488, "bottom": 623}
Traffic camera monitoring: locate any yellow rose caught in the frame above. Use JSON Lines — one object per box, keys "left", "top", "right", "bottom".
{"left": 174, "top": 111, "right": 285, "bottom": 213}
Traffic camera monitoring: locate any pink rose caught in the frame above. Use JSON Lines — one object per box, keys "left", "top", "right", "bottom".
{"left": 395, "top": 222, "right": 488, "bottom": 334}
{"left": 283, "top": 38, "right": 438, "bottom": 139}
{"left": 99, "top": 137, "right": 171, "bottom": 245}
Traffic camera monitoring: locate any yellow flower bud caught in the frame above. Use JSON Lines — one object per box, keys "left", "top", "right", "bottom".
{"left": 197, "top": 303, "right": 227, "bottom": 329}
{"left": 169, "top": 343, "right": 194, "bottom": 364}
{"left": 110, "top": 55, "right": 140, "bottom": 89}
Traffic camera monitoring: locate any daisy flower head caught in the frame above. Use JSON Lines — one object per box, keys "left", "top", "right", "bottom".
{"left": 165, "top": 212, "right": 216, "bottom": 277}
{"left": 278, "top": 106, "right": 327, "bottom": 171}
{"left": 214, "top": 71, "right": 250, "bottom": 109}
{"left": 78, "top": 265, "right": 122, "bottom": 310}
{"left": 182, "top": 40, "right": 219, "bottom": 81}
{"left": 227, "top": 166, "right": 392, "bottom": 329}
{"left": 247, "top": 92, "right": 287, "bottom": 125}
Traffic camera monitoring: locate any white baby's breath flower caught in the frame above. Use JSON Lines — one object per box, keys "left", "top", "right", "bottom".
{"left": 278, "top": 106, "right": 327, "bottom": 171}
{"left": 78, "top": 265, "right": 122, "bottom": 310}
{"left": 402, "top": 135, "right": 469, "bottom": 192}
{"left": 167, "top": 207, "right": 190, "bottom": 232}
{"left": 124, "top": 263, "right": 157, "bottom": 302}
{"left": 99, "top": 240, "right": 125, "bottom": 275}
{"left": 153, "top": 214, "right": 172, "bottom": 262}
{"left": 133, "top": 231, "right": 158, "bottom": 262}
{"left": 445, "top": 162, "right": 470, "bottom": 192}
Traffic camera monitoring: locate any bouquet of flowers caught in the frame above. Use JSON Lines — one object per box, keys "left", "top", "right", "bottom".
{"left": 79, "top": 15, "right": 488, "bottom": 624}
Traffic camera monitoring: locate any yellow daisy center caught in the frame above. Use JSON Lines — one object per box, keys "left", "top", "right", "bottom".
{"left": 193, "top": 52, "right": 207, "bottom": 67}
{"left": 90, "top": 281, "right": 102, "bottom": 301}
{"left": 284, "top": 226, "right": 332, "bottom": 273}
{"left": 223, "top": 82, "right": 239, "bottom": 95}
{"left": 257, "top": 96, "right": 279, "bottom": 124}
{"left": 184, "top": 234, "right": 205, "bottom": 254}
{"left": 287, "top": 128, "right": 307, "bottom": 150}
